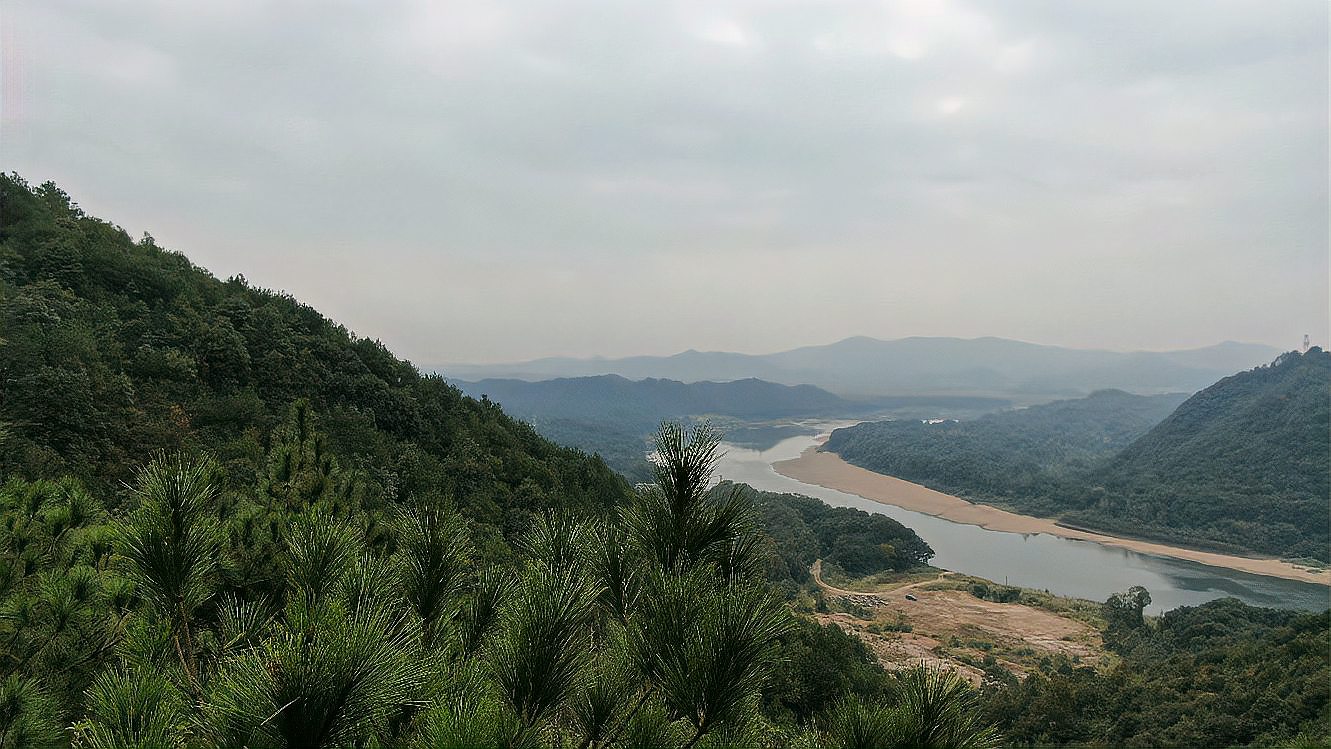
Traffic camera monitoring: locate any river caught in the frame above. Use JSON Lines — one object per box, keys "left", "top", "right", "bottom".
{"left": 715, "top": 431, "right": 1331, "bottom": 614}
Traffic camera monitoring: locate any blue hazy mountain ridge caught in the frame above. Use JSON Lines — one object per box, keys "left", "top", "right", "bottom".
{"left": 824, "top": 351, "right": 1331, "bottom": 562}
{"left": 441, "top": 337, "right": 1282, "bottom": 399}
{"left": 452, "top": 374, "right": 860, "bottom": 427}
{"left": 450, "top": 374, "right": 1012, "bottom": 481}
{"left": 450, "top": 375, "right": 875, "bottom": 482}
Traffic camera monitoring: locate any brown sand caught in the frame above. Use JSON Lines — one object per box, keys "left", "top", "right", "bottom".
{"left": 811, "top": 563, "right": 1104, "bottom": 683}
{"left": 775, "top": 442, "right": 1331, "bottom": 587}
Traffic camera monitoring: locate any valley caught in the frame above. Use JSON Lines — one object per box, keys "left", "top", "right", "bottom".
{"left": 7, "top": 0, "right": 1327, "bottom": 742}
{"left": 822, "top": 352, "right": 1331, "bottom": 563}
{"left": 460, "top": 361, "right": 1330, "bottom": 611}
{"left": 777, "top": 436, "right": 1331, "bottom": 586}
{"left": 1, "top": 175, "right": 1324, "bottom": 747}
{"left": 714, "top": 430, "right": 1331, "bottom": 613}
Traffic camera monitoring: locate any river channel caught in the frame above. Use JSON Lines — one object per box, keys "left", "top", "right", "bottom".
{"left": 714, "top": 432, "right": 1330, "bottom": 614}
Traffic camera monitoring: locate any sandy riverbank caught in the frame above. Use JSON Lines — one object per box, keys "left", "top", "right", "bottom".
{"left": 774, "top": 441, "right": 1331, "bottom": 587}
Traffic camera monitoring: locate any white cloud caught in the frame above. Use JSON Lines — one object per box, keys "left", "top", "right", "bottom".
{"left": 993, "top": 39, "right": 1036, "bottom": 75}
{"left": 696, "top": 18, "right": 753, "bottom": 47}
{"left": 936, "top": 96, "right": 966, "bottom": 116}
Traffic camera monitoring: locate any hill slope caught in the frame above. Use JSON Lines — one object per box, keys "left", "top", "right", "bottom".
{"left": 443, "top": 336, "right": 1280, "bottom": 399}
{"left": 825, "top": 352, "right": 1331, "bottom": 561}
{"left": 452, "top": 375, "right": 880, "bottom": 481}
{"left": 0, "top": 175, "right": 630, "bottom": 534}
{"left": 0, "top": 179, "right": 1324, "bottom": 749}
{"left": 823, "top": 390, "right": 1189, "bottom": 516}
{"left": 0, "top": 176, "right": 966, "bottom": 746}
{"left": 1068, "top": 349, "right": 1331, "bottom": 560}
{"left": 454, "top": 374, "right": 860, "bottom": 427}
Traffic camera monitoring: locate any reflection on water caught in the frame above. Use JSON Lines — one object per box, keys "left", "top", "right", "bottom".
{"left": 717, "top": 433, "right": 1331, "bottom": 614}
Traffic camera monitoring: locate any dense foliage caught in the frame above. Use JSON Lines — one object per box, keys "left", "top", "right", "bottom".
{"left": 520, "top": 418, "right": 659, "bottom": 484}
{"left": 982, "top": 597, "right": 1331, "bottom": 747}
{"left": 0, "top": 174, "right": 629, "bottom": 544}
{"left": 1069, "top": 350, "right": 1331, "bottom": 561}
{"left": 823, "top": 390, "right": 1185, "bottom": 517}
{"left": 0, "top": 418, "right": 993, "bottom": 748}
{"left": 826, "top": 359, "right": 1331, "bottom": 561}
{"left": 0, "top": 176, "right": 1000, "bottom": 747}
{"left": 746, "top": 487, "right": 933, "bottom": 582}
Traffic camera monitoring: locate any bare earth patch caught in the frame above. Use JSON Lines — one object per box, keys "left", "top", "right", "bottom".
{"left": 813, "top": 563, "right": 1106, "bottom": 684}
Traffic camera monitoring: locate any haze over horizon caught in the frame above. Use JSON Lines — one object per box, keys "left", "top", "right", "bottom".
{"left": 5, "top": 0, "right": 1326, "bottom": 365}
{"left": 442, "top": 334, "right": 1289, "bottom": 369}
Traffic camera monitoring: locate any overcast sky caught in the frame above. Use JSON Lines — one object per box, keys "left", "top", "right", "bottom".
{"left": 4, "top": 0, "right": 1326, "bottom": 365}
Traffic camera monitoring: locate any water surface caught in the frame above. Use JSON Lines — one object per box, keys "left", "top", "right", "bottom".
{"left": 716, "top": 432, "right": 1330, "bottom": 614}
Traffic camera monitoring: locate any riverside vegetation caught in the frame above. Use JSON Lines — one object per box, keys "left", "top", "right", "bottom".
{"left": 825, "top": 356, "right": 1331, "bottom": 563}
{"left": 0, "top": 175, "right": 991, "bottom": 747}
{"left": 448, "top": 375, "right": 1008, "bottom": 483}
{"left": 0, "top": 175, "right": 1326, "bottom": 747}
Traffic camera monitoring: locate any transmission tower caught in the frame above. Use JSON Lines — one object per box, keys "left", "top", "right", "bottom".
{"left": 1302, "top": 334, "right": 1311, "bottom": 353}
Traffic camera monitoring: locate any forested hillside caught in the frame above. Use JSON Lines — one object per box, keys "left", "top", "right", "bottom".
{"left": 825, "top": 355, "right": 1330, "bottom": 561}
{"left": 823, "top": 390, "right": 1187, "bottom": 516}
{"left": 744, "top": 485, "right": 934, "bottom": 584}
{"left": 1068, "top": 350, "right": 1331, "bottom": 561}
{"left": 454, "top": 375, "right": 860, "bottom": 425}
{"left": 983, "top": 598, "right": 1330, "bottom": 747}
{"left": 0, "top": 175, "right": 999, "bottom": 747}
{"left": 3, "top": 176, "right": 1323, "bottom": 748}
{"left": 0, "top": 176, "right": 629, "bottom": 542}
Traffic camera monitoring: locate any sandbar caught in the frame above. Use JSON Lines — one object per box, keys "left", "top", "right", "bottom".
{"left": 773, "top": 441, "right": 1331, "bottom": 587}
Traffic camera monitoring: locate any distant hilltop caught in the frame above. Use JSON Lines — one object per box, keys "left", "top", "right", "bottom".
{"left": 450, "top": 374, "right": 857, "bottom": 426}
{"left": 821, "top": 348, "right": 1331, "bottom": 563}
{"left": 438, "top": 336, "right": 1282, "bottom": 400}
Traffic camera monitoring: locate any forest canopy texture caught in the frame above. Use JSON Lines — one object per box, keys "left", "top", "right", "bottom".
{"left": 825, "top": 358, "right": 1331, "bottom": 562}
{"left": 0, "top": 175, "right": 979, "bottom": 747}
{"left": 0, "top": 175, "right": 1325, "bottom": 748}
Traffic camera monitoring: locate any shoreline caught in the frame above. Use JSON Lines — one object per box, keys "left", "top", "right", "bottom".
{"left": 773, "top": 441, "right": 1331, "bottom": 588}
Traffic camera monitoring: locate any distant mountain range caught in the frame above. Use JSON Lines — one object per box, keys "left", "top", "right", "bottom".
{"left": 449, "top": 375, "right": 875, "bottom": 482}
{"left": 440, "top": 337, "right": 1282, "bottom": 399}
{"left": 452, "top": 375, "right": 862, "bottom": 429}
{"left": 451, "top": 375, "right": 1012, "bottom": 482}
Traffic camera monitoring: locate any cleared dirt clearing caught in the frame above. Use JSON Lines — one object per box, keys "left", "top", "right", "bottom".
{"left": 812, "top": 562, "right": 1107, "bottom": 683}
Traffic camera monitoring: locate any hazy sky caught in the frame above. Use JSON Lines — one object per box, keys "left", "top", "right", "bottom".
{"left": 4, "top": 0, "right": 1327, "bottom": 365}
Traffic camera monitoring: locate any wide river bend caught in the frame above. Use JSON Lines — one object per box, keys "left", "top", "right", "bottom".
{"left": 715, "top": 432, "right": 1330, "bottom": 614}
